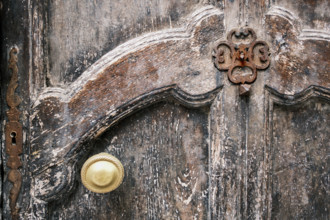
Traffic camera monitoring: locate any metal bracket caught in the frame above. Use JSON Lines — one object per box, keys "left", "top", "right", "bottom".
{"left": 213, "top": 28, "right": 270, "bottom": 95}
{"left": 6, "top": 47, "right": 23, "bottom": 220}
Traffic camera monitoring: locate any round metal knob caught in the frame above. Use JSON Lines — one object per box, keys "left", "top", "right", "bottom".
{"left": 81, "top": 153, "right": 124, "bottom": 193}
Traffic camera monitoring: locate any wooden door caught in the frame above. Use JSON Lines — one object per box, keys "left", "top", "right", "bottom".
{"left": 1, "top": 0, "right": 329, "bottom": 219}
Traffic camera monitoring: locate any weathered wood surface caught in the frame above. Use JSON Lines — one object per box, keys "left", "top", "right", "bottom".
{"left": 49, "top": 102, "right": 210, "bottom": 219}
{"left": 264, "top": 86, "right": 330, "bottom": 219}
{"left": 271, "top": 95, "right": 329, "bottom": 219}
{"left": 1, "top": 0, "right": 329, "bottom": 219}
{"left": 30, "top": 4, "right": 224, "bottom": 205}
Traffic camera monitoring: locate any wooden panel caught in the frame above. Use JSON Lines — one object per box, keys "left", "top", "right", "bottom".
{"left": 1, "top": 0, "right": 329, "bottom": 219}
{"left": 49, "top": 102, "right": 210, "bottom": 219}
{"left": 265, "top": 6, "right": 330, "bottom": 94}
{"left": 274, "top": 0, "right": 329, "bottom": 29}
{"left": 271, "top": 97, "right": 329, "bottom": 219}
{"left": 41, "top": 0, "right": 201, "bottom": 85}
{"left": 29, "top": 6, "right": 224, "bottom": 180}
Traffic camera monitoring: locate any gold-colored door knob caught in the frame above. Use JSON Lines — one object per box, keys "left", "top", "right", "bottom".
{"left": 81, "top": 153, "right": 124, "bottom": 193}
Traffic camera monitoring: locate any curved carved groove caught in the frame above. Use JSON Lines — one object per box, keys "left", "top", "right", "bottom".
{"left": 265, "top": 7, "right": 330, "bottom": 93}
{"left": 264, "top": 85, "right": 330, "bottom": 218}
{"left": 34, "top": 163, "right": 75, "bottom": 202}
{"left": 265, "top": 85, "right": 330, "bottom": 105}
{"left": 34, "top": 85, "right": 222, "bottom": 202}
{"left": 299, "top": 29, "right": 330, "bottom": 42}
{"left": 30, "top": 4, "right": 225, "bottom": 179}
{"left": 30, "top": 6, "right": 223, "bottom": 202}
{"left": 67, "top": 85, "right": 222, "bottom": 157}
{"left": 267, "top": 6, "right": 330, "bottom": 42}
{"left": 33, "top": 5, "right": 223, "bottom": 104}
{"left": 266, "top": 6, "right": 300, "bottom": 30}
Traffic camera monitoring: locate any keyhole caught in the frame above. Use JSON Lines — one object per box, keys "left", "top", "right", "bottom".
{"left": 10, "top": 132, "right": 17, "bottom": 145}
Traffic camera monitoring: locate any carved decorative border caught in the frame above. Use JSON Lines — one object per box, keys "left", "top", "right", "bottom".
{"left": 6, "top": 47, "right": 23, "bottom": 220}
{"left": 32, "top": 5, "right": 223, "bottom": 103}
{"left": 34, "top": 85, "right": 222, "bottom": 202}
{"left": 28, "top": 4, "right": 330, "bottom": 218}
{"left": 29, "top": 5, "right": 225, "bottom": 206}
{"left": 267, "top": 6, "right": 330, "bottom": 42}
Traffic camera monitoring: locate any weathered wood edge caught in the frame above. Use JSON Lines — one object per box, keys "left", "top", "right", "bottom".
{"left": 266, "top": 6, "right": 330, "bottom": 42}
{"left": 28, "top": 4, "right": 330, "bottom": 216}
{"left": 30, "top": 4, "right": 226, "bottom": 204}
{"left": 263, "top": 85, "right": 330, "bottom": 219}
{"left": 31, "top": 5, "right": 223, "bottom": 105}
{"left": 66, "top": 85, "right": 223, "bottom": 159}
{"left": 34, "top": 85, "right": 222, "bottom": 202}
{"left": 265, "top": 6, "right": 330, "bottom": 96}
{"left": 265, "top": 85, "right": 330, "bottom": 105}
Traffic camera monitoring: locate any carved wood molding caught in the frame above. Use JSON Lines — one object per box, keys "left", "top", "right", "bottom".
{"left": 32, "top": 5, "right": 223, "bottom": 104}
{"left": 264, "top": 85, "right": 330, "bottom": 218}
{"left": 265, "top": 85, "right": 330, "bottom": 105}
{"left": 6, "top": 47, "right": 23, "bottom": 220}
{"left": 265, "top": 6, "right": 330, "bottom": 93}
{"left": 29, "top": 4, "right": 330, "bottom": 208}
{"left": 30, "top": 6, "right": 225, "bottom": 204}
{"left": 33, "top": 85, "right": 222, "bottom": 202}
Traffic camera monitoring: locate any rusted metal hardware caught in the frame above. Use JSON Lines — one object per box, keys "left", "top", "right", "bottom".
{"left": 5, "top": 47, "right": 23, "bottom": 220}
{"left": 213, "top": 28, "right": 270, "bottom": 95}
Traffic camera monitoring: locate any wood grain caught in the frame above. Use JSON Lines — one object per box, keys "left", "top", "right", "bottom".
{"left": 1, "top": 1, "right": 329, "bottom": 219}
{"left": 272, "top": 98, "right": 329, "bottom": 219}
{"left": 49, "top": 102, "right": 210, "bottom": 219}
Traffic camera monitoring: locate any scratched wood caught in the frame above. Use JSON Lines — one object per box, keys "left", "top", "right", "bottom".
{"left": 271, "top": 97, "right": 329, "bottom": 219}
{"left": 48, "top": 102, "right": 210, "bottom": 219}
{"left": 1, "top": 0, "right": 329, "bottom": 219}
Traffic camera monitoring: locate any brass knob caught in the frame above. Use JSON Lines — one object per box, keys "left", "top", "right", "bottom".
{"left": 81, "top": 153, "right": 124, "bottom": 193}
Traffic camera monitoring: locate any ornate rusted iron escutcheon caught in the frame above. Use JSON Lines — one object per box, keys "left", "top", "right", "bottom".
{"left": 213, "top": 28, "right": 270, "bottom": 95}
{"left": 6, "top": 47, "right": 23, "bottom": 220}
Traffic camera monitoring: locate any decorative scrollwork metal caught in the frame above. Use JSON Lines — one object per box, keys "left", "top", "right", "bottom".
{"left": 213, "top": 28, "right": 270, "bottom": 95}
{"left": 6, "top": 47, "right": 23, "bottom": 220}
